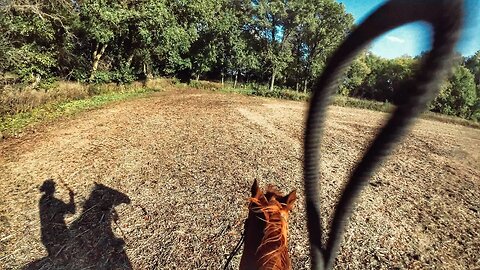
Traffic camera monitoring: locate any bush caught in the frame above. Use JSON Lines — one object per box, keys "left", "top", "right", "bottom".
{"left": 90, "top": 71, "right": 113, "bottom": 84}
{"left": 4, "top": 44, "right": 57, "bottom": 84}
{"left": 430, "top": 66, "right": 477, "bottom": 119}
{"left": 219, "top": 83, "right": 309, "bottom": 101}
{"left": 111, "top": 67, "right": 137, "bottom": 84}
{"left": 332, "top": 95, "right": 392, "bottom": 112}
{"left": 245, "top": 84, "right": 308, "bottom": 101}
{"left": 171, "top": 77, "right": 181, "bottom": 85}
{"left": 189, "top": 80, "right": 223, "bottom": 90}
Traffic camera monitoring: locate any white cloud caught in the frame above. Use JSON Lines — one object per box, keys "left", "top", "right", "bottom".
{"left": 386, "top": 35, "right": 405, "bottom": 43}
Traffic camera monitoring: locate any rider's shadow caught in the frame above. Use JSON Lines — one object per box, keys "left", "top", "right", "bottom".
{"left": 24, "top": 180, "right": 132, "bottom": 270}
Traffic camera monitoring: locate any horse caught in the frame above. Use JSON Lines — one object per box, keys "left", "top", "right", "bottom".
{"left": 68, "top": 182, "right": 132, "bottom": 269}
{"left": 239, "top": 180, "right": 296, "bottom": 270}
{"left": 24, "top": 182, "right": 132, "bottom": 270}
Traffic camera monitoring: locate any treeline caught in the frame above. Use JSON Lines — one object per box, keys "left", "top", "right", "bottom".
{"left": 343, "top": 52, "right": 480, "bottom": 120}
{"left": 0, "top": 0, "right": 479, "bottom": 120}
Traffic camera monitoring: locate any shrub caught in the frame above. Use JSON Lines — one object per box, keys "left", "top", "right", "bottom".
{"left": 144, "top": 78, "right": 175, "bottom": 90}
{"left": 430, "top": 66, "right": 477, "bottom": 119}
{"left": 111, "top": 67, "right": 137, "bottom": 84}
{"left": 90, "top": 71, "right": 113, "bottom": 84}
{"left": 189, "top": 80, "right": 223, "bottom": 90}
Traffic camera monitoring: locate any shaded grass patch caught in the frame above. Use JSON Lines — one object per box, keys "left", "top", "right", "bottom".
{"left": 0, "top": 87, "right": 160, "bottom": 138}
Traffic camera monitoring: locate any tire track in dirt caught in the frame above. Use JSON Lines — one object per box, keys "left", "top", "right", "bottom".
{"left": 237, "top": 107, "right": 302, "bottom": 152}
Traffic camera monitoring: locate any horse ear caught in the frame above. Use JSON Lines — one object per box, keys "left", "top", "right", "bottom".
{"left": 251, "top": 179, "right": 261, "bottom": 198}
{"left": 281, "top": 190, "right": 296, "bottom": 210}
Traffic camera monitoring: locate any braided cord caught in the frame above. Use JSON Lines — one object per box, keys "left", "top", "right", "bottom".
{"left": 303, "top": 1, "right": 464, "bottom": 269}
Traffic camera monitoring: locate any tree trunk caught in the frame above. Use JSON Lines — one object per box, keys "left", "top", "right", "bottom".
{"left": 221, "top": 73, "right": 224, "bottom": 86}
{"left": 143, "top": 63, "right": 152, "bottom": 81}
{"left": 126, "top": 54, "right": 134, "bottom": 68}
{"left": 296, "top": 82, "right": 299, "bottom": 92}
{"left": 196, "top": 74, "right": 200, "bottom": 81}
{"left": 234, "top": 73, "right": 238, "bottom": 88}
{"left": 89, "top": 43, "right": 107, "bottom": 81}
{"left": 303, "top": 79, "right": 308, "bottom": 93}
{"left": 270, "top": 72, "right": 276, "bottom": 91}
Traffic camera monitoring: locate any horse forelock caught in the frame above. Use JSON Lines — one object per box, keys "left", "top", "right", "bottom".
{"left": 249, "top": 194, "right": 291, "bottom": 270}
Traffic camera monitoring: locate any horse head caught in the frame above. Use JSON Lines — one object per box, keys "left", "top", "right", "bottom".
{"left": 71, "top": 182, "right": 130, "bottom": 232}
{"left": 89, "top": 182, "right": 130, "bottom": 206}
{"left": 240, "top": 179, "right": 296, "bottom": 270}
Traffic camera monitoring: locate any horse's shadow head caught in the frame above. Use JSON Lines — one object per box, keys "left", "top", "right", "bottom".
{"left": 86, "top": 182, "right": 131, "bottom": 209}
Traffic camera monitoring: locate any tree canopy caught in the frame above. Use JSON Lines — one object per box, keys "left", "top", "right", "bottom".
{"left": 0, "top": 0, "right": 478, "bottom": 120}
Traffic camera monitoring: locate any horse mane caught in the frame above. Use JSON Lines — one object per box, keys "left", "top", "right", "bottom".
{"left": 250, "top": 186, "right": 291, "bottom": 270}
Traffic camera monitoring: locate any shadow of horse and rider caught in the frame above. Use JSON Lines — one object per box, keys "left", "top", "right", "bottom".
{"left": 25, "top": 179, "right": 132, "bottom": 270}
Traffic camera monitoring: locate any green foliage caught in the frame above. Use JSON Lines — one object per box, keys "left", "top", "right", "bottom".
{"left": 287, "top": 0, "right": 354, "bottom": 91}
{"left": 0, "top": 1, "right": 478, "bottom": 121}
{"left": 4, "top": 44, "right": 57, "bottom": 82}
{"left": 0, "top": 1, "right": 75, "bottom": 82}
{"left": 464, "top": 51, "right": 480, "bottom": 86}
{"left": 80, "top": 0, "right": 131, "bottom": 44}
{"left": 111, "top": 66, "right": 136, "bottom": 84}
{"left": 332, "top": 95, "right": 393, "bottom": 112}
{"left": 338, "top": 51, "right": 479, "bottom": 121}
{"left": 464, "top": 52, "right": 480, "bottom": 120}
{"left": 89, "top": 71, "right": 114, "bottom": 84}
{"left": 352, "top": 54, "right": 417, "bottom": 103}
{"left": 430, "top": 66, "right": 477, "bottom": 118}
{"left": 227, "top": 83, "right": 309, "bottom": 101}
{"left": 340, "top": 53, "right": 371, "bottom": 96}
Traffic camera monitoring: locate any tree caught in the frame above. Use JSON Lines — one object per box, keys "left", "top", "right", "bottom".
{"left": 339, "top": 52, "right": 370, "bottom": 96}
{"left": 119, "top": 0, "right": 193, "bottom": 80}
{"left": 0, "top": 0, "right": 77, "bottom": 84}
{"left": 208, "top": 2, "right": 255, "bottom": 86}
{"left": 249, "top": 0, "right": 296, "bottom": 90}
{"left": 289, "top": 0, "right": 353, "bottom": 92}
{"left": 79, "top": 0, "right": 133, "bottom": 81}
{"left": 354, "top": 54, "right": 416, "bottom": 103}
{"left": 463, "top": 51, "right": 480, "bottom": 120}
{"left": 168, "top": 0, "right": 223, "bottom": 82}
{"left": 430, "top": 66, "right": 477, "bottom": 118}
{"left": 464, "top": 51, "right": 480, "bottom": 88}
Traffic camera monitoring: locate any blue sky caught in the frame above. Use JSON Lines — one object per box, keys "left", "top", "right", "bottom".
{"left": 336, "top": 0, "right": 480, "bottom": 59}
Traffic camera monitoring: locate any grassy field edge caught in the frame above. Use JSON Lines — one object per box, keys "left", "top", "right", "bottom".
{"left": 1, "top": 80, "right": 478, "bottom": 140}
{"left": 0, "top": 87, "right": 162, "bottom": 139}
{"left": 209, "top": 83, "right": 480, "bottom": 129}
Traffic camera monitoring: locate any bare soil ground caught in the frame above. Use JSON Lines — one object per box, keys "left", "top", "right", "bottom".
{"left": 0, "top": 88, "right": 479, "bottom": 269}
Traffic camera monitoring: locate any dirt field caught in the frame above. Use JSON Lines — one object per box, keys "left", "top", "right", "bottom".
{"left": 0, "top": 88, "right": 479, "bottom": 269}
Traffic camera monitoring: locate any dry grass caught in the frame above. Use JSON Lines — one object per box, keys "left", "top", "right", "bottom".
{"left": 423, "top": 111, "right": 480, "bottom": 129}
{"left": 0, "top": 88, "right": 479, "bottom": 269}
{"left": 0, "top": 79, "right": 177, "bottom": 117}
{"left": 0, "top": 82, "right": 88, "bottom": 115}
{"left": 145, "top": 78, "right": 179, "bottom": 89}
{"left": 0, "top": 79, "right": 179, "bottom": 138}
{"left": 189, "top": 80, "right": 224, "bottom": 91}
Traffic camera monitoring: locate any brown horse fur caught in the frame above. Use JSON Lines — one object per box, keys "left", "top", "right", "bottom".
{"left": 240, "top": 180, "right": 296, "bottom": 270}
